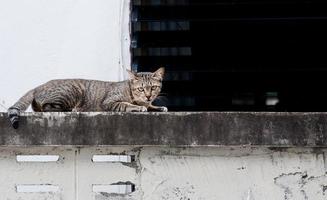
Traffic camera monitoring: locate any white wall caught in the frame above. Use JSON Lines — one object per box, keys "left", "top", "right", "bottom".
{"left": 1, "top": 146, "right": 326, "bottom": 200}
{"left": 0, "top": 0, "right": 131, "bottom": 111}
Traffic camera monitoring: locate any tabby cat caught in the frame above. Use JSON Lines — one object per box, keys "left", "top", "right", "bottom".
{"left": 8, "top": 67, "right": 167, "bottom": 129}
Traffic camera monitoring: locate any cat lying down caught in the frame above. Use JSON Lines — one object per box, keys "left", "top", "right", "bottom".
{"left": 8, "top": 67, "right": 167, "bottom": 129}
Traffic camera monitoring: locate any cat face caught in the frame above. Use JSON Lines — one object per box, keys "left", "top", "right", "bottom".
{"left": 128, "top": 67, "right": 165, "bottom": 106}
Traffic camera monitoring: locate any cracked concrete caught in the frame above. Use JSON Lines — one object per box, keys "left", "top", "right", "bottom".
{"left": 0, "top": 146, "right": 327, "bottom": 199}
{"left": 1, "top": 112, "right": 327, "bottom": 199}
{"left": 135, "top": 147, "right": 327, "bottom": 200}
{"left": 274, "top": 171, "right": 327, "bottom": 200}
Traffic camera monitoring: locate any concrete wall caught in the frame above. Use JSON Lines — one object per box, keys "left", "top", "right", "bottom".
{"left": 1, "top": 146, "right": 326, "bottom": 200}
{"left": 2, "top": 111, "right": 327, "bottom": 199}
{"left": 0, "top": 0, "right": 131, "bottom": 112}
{"left": 2, "top": 112, "right": 327, "bottom": 146}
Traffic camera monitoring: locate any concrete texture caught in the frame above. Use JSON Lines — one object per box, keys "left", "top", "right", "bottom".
{"left": 1, "top": 112, "right": 327, "bottom": 146}
{"left": 1, "top": 112, "right": 327, "bottom": 199}
{"left": 138, "top": 147, "right": 327, "bottom": 200}
{"left": 0, "top": 146, "right": 138, "bottom": 200}
{"left": 1, "top": 146, "right": 326, "bottom": 200}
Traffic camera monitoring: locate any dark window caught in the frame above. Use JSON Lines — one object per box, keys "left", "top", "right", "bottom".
{"left": 131, "top": 0, "right": 327, "bottom": 111}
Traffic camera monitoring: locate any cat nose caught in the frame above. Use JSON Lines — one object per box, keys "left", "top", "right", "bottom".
{"left": 146, "top": 95, "right": 151, "bottom": 100}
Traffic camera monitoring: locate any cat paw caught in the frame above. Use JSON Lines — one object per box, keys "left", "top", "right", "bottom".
{"left": 130, "top": 106, "right": 147, "bottom": 112}
{"left": 159, "top": 106, "right": 168, "bottom": 112}
{"left": 138, "top": 106, "right": 148, "bottom": 112}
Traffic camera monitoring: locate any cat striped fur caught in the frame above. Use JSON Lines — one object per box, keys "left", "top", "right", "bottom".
{"left": 8, "top": 67, "right": 167, "bottom": 129}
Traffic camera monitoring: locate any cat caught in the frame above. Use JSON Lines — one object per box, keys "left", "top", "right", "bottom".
{"left": 8, "top": 67, "right": 168, "bottom": 129}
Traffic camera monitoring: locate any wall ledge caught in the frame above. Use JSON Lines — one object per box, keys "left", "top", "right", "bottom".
{"left": 1, "top": 112, "right": 327, "bottom": 146}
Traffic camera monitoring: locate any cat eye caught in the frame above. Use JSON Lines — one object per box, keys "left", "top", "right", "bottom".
{"left": 138, "top": 88, "right": 144, "bottom": 92}
{"left": 151, "top": 86, "right": 158, "bottom": 90}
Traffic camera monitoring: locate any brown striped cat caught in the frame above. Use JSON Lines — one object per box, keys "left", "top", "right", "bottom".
{"left": 8, "top": 67, "right": 167, "bottom": 129}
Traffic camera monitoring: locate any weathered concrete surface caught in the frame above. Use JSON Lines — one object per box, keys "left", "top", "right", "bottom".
{"left": 0, "top": 146, "right": 138, "bottom": 200}
{"left": 1, "top": 146, "right": 326, "bottom": 200}
{"left": 1, "top": 112, "right": 327, "bottom": 146}
{"left": 138, "top": 147, "right": 327, "bottom": 200}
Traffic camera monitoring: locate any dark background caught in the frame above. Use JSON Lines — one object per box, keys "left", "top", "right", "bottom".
{"left": 131, "top": 0, "right": 327, "bottom": 111}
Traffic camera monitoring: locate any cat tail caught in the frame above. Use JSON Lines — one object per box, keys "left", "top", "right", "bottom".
{"left": 8, "top": 89, "right": 35, "bottom": 129}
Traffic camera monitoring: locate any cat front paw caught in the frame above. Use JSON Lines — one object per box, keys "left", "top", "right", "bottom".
{"left": 129, "top": 106, "right": 147, "bottom": 112}
{"left": 138, "top": 106, "right": 148, "bottom": 112}
{"left": 159, "top": 106, "right": 168, "bottom": 112}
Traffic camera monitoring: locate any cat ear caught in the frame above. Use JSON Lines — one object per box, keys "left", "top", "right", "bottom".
{"left": 153, "top": 67, "right": 165, "bottom": 80}
{"left": 126, "top": 69, "right": 137, "bottom": 79}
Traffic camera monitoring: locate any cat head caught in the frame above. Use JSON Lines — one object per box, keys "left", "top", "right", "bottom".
{"left": 127, "top": 67, "right": 165, "bottom": 106}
